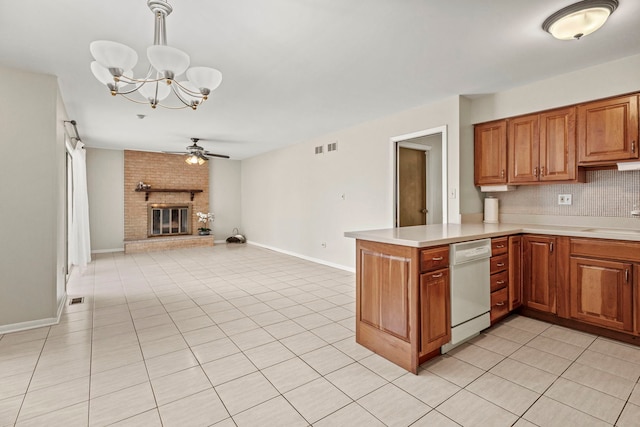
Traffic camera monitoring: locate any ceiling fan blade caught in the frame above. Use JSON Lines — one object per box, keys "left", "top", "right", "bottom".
{"left": 203, "top": 152, "right": 230, "bottom": 159}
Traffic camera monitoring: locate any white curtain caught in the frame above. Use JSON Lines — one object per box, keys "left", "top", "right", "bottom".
{"left": 70, "top": 141, "right": 92, "bottom": 267}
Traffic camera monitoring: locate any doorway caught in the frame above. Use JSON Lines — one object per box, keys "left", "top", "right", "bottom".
{"left": 393, "top": 127, "right": 447, "bottom": 227}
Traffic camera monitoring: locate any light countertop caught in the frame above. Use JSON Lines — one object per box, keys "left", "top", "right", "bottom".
{"left": 344, "top": 223, "right": 640, "bottom": 248}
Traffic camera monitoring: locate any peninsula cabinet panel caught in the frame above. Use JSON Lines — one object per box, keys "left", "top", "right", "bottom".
{"left": 569, "top": 257, "right": 633, "bottom": 332}
{"left": 420, "top": 268, "right": 450, "bottom": 356}
{"left": 578, "top": 95, "right": 639, "bottom": 164}
{"left": 475, "top": 120, "right": 507, "bottom": 185}
{"left": 359, "top": 246, "right": 411, "bottom": 341}
{"left": 523, "top": 235, "right": 557, "bottom": 314}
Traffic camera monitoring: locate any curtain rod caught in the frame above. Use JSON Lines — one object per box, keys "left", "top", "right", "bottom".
{"left": 63, "top": 119, "right": 82, "bottom": 143}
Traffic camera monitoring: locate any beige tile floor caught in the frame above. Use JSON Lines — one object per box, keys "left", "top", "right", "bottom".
{"left": 1, "top": 244, "right": 640, "bottom": 426}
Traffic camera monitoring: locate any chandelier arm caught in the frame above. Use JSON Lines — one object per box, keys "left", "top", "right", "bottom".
{"left": 170, "top": 84, "right": 198, "bottom": 108}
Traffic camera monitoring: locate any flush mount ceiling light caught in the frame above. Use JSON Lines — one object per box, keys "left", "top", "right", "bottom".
{"left": 542, "top": 0, "right": 618, "bottom": 40}
{"left": 90, "top": 0, "right": 222, "bottom": 110}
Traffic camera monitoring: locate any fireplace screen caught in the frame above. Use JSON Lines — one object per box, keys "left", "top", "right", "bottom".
{"left": 148, "top": 204, "right": 191, "bottom": 236}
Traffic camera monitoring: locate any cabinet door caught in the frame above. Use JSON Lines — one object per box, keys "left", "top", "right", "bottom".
{"left": 474, "top": 120, "right": 507, "bottom": 185}
{"left": 540, "top": 107, "right": 577, "bottom": 182}
{"left": 420, "top": 268, "right": 450, "bottom": 356}
{"left": 508, "top": 114, "right": 539, "bottom": 183}
{"left": 523, "top": 235, "right": 557, "bottom": 313}
{"left": 578, "top": 95, "right": 639, "bottom": 163}
{"left": 509, "top": 235, "right": 522, "bottom": 310}
{"left": 570, "top": 257, "right": 633, "bottom": 332}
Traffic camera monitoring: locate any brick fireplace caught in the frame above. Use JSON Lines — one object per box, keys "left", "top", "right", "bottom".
{"left": 123, "top": 150, "right": 214, "bottom": 253}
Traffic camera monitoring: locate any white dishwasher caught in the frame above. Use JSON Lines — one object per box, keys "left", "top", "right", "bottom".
{"left": 442, "top": 238, "right": 491, "bottom": 353}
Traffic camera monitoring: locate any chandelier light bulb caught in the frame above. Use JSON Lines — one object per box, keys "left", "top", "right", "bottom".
{"left": 90, "top": 41, "right": 138, "bottom": 74}
{"left": 147, "top": 45, "right": 190, "bottom": 80}
{"left": 186, "top": 67, "right": 223, "bottom": 94}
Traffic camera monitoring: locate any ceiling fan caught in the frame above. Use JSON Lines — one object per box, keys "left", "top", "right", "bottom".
{"left": 165, "top": 138, "right": 229, "bottom": 164}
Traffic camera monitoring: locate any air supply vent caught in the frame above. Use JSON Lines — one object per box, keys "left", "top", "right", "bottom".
{"left": 327, "top": 142, "right": 338, "bottom": 152}
{"left": 314, "top": 145, "right": 323, "bottom": 155}
{"left": 69, "top": 297, "right": 85, "bottom": 305}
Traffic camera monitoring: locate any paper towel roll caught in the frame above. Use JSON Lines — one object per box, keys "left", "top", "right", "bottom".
{"left": 484, "top": 197, "right": 499, "bottom": 224}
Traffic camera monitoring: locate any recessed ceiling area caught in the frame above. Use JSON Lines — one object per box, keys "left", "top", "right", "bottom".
{"left": 1, "top": 0, "right": 639, "bottom": 159}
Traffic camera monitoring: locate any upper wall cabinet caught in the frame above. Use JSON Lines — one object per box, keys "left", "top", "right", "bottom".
{"left": 509, "top": 107, "right": 579, "bottom": 184}
{"left": 474, "top": 120, "right": 507, "bottom": 186}
{"left": 577, "top": 94, "right": 639, "bottom": 165}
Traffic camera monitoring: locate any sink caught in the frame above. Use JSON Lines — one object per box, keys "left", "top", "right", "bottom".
{"left": 582, "top": 228, "right": 640, "bottom": 235}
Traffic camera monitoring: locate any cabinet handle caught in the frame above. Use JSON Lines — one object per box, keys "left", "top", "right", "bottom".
{"left": 432, "top": 273, "right": 443, "bottom": 278}
{"left": 496, "top": 244, "right": 505, "bottom": 248}
{"left": 549, "top": 242, "right": 554, "bottom": 253}
{"left": 533, "top": 167, "right": 538, "bottom": 177}
{"left": 501, "top": 169, "right": 505, "bottom": 179}
{"left": 496, "top": 263, "right": 505, "bottom": 267}
{"left": 632, "top": 141, "right": 636, "bottom": 153}
{"left": 496, "top": 280, "right": 505, "bottom": 285}
{"left": 625, "top": 269, "right": 629, "bottom": 282}
{"left": 432, "top": 256, "right": 444, "bottom": 261}
{"left": 496, "top": 302, "right": 505, "bottom": 306}
{"left": 540, "top": 166, "right": 545, "bottom": 177}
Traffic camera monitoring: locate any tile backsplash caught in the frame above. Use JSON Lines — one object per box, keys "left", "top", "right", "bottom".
{"left": 491, "top": 170, "right": 640, "bottom": 217}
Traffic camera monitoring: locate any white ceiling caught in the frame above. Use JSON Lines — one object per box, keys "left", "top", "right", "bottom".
{"left": 1, "top": 0, "right": 639, "bottom": 159}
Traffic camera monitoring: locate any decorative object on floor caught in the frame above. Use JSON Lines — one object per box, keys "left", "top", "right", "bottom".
{"left": 89, "top": 0, "right": 223, "bottom": 109}
{"left": 542, "top": 0, "right": 618, "bottom": 40}
{"left": 226, "top": 228, "right": 246, "bottom": 243}
{"left": 164, "top": 138, "right": 229, "bottom": 164}
{"left": 197, "top": 211, "right": 214, "bottom": 235}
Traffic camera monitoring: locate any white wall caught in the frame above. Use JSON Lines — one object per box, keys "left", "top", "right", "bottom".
{"left": 210, "top": 158, "right": 242, "bottom": 241}
{"left": 241, "top": 96, "right": 463, "bottom": 269}
{"left": 86, "top": 148, "right": 124, "bottom": 252}
{"left": 470, "top": 53, "right": 640, "bottom": 124}
{"left": 0, "top": 65, "right": 65, "bottom": 331}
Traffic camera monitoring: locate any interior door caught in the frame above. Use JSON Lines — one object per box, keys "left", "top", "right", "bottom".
{"left": 398, "top": 147, "right": 427, "bottom": 227}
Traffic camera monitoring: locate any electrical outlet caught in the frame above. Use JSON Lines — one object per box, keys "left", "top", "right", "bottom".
{"left": 558, "top": 194, "right": 572, "bottom": 205}
{"left": 321, "top": 242, "right": 327, "bottom": 248}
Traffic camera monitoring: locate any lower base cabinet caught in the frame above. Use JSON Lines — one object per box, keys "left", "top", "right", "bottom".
{"left": 355, "top": 239, "right": 450, "bottom": 373}
{"left": 420, "top": 268, "right": 451, "bottom": 356}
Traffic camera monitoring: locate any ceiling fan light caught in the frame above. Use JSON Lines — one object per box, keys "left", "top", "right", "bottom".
{"left": 542, "top": 0, "right": 618, "bottom": 40}
{"left": 138, "top": 81, "right": 171, "bottom": 102}
{"left": 147, "top": 45, "right": 190, "bottom": 79}
{"left": 186, "top": 67, "right": 223, "bottom": 93}
{"left": 90, "top": 40, "right": 138, "bottom": 72}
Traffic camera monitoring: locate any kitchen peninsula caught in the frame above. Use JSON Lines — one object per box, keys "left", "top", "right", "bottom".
{"left": 345, "top": 223, "right": 640, "bottom": 373}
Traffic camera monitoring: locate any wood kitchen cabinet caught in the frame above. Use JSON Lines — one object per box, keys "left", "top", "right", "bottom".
{"left": 508, "top": 107, "right": 579, "bottom": 184}
{"left": 523, "top": 235, "right": 557, "bottom": 314}
{"left": 508, "top": 235, "right": 522, "bottom": 310}
{"left": 474, "top": 120, "right": 507, "bottom": 185}
{"left": 569, "top": 257, "right": 633, "bottom": 332}
{"left": 489, "top": 237, "right": 509, "bottom": 324}
{"left": 355, "top": 240, "right": 450, "bottom": 373}
{"left": 578, "top": 94, "right": 639, "bottom": 164}
{"left": 420, "top": 268, "right": 450, "bottom": 356}
{"left": 568, "top": 238, "right": 638, "bottom": 333}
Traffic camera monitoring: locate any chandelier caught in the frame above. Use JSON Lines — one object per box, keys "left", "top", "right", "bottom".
{"left": 89, "top": 0, "right": 222, "bottom": 110}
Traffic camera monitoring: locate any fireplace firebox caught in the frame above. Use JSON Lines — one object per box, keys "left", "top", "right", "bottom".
{"left": 148, "top": 204, "right": 192, "bottom": 237}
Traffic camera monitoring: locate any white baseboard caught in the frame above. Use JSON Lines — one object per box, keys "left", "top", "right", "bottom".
{"left": 92, "top": 248, "right": 125, "bottom": 254}
{"left": 247, "top": 241, "right": 355, "bottom": 273}
{"left": 0, "top": 294, "right": 67, "bottom": 335}
{"left": 214, "top": 240, "right": 227, "bottom": 244}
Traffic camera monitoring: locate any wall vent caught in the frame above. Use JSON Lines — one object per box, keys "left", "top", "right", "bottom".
{"left": 314, "top": 145, "right": 323, "bottom": 154}
{"left": 327, "top": 142, "right": 338, "bottom": 152}
{"left": 69, "top": 297, "right": 85, "bottom": 305}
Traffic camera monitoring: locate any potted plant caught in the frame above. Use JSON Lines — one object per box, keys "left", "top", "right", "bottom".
{"left": 196, "top": 212, "right": 214, "bottom": 235}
